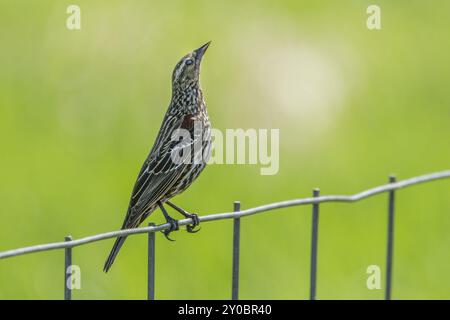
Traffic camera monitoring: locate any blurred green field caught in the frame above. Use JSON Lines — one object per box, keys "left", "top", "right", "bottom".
{"left": 0, "top": 0, "right": 449, "bottom": 299}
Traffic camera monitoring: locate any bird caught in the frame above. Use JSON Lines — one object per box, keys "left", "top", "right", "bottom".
{"left": 103, "top": 42, "right": 212, "bottom": 272}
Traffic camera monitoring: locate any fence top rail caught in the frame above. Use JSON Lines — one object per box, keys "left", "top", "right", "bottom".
{"left": 0, "top": 170, "right": 449, "bottom": 260}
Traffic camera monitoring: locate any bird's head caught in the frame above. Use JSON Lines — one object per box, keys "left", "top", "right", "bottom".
{"left": 172, "top": 41, "right": 210, "bottom": 88}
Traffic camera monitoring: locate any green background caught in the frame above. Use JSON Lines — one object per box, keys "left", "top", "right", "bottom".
{"left": 0, "top": 0, "right": 449, "bottom": 299}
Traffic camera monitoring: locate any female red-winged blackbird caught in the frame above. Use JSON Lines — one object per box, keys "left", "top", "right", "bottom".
{"left": 104, "top": 42, "right": 212, "bottom": 272}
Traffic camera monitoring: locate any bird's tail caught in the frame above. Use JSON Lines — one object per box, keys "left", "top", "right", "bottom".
{"left": 103, "top": 236, "right": 127, "bottom": 273}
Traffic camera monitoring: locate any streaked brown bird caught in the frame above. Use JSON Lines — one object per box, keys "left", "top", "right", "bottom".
{"left": 104, "top": 42, "right": 212, "bottom": 272}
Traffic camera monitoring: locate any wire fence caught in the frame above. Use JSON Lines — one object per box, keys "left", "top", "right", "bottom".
{"left": 0, "top": 170, "right": 449, "bottom": 299}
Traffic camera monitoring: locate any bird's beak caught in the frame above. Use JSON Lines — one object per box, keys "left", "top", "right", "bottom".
{"left": 194, "top": 41, "right": 211, "bottom": 61}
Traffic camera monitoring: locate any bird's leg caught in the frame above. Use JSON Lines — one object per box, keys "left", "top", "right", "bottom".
{"left": 166, "top": 201, "right": 200, "bottom": 233}
{"left": 158, "top": 201, "right": 179, "bottom": 241}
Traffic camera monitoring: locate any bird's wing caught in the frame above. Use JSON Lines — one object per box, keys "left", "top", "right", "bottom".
{"left": 120, "top": 117, "right": 197, "bottom": 229}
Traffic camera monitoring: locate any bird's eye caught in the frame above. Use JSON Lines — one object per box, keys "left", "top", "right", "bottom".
{"left": 185, "top": 59, "right": 193, "bottom": 66}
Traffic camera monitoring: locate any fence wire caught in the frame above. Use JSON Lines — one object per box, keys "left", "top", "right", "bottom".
{"left": 0, "top": 170, "right": 449, "bottom": 300}
{"left": 1, "top": 170, "right": 448, "bottom": 259}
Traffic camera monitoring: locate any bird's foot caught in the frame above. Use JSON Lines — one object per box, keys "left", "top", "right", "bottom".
{"left": 164, "top": 201, "right": 200, "bottom": 234}
{"left": 184, "top": 213, "right": 200, "bottom": 233}
{"left": 162, "top": 216, "right": 179, "bottom": 241}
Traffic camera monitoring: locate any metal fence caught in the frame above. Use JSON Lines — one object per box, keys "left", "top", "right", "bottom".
{"left": 1, "top": 170, "right": 449, "bottom": 300}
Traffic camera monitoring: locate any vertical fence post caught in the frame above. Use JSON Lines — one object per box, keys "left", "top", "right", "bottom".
{"left": 64, "top": 236, "right": 72, "bottom": 300}
{"left": 232, "top": 201, "right": 241, "bottom": 300}
{"left": 148, "top": 223, "right": 155, "bottom": 300}
{"left": 385, "top": 175, "right": 396, "bottom": 300}
{"left": 310, "top": 189, "right": 320, "bottom": 300}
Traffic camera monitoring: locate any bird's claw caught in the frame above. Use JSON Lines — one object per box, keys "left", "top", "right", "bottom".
{"left": 162, "top": 217, "right": 179, "bottom": 241}
{"left": 185, "top": 213, "right": 200, "bottom": 233}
